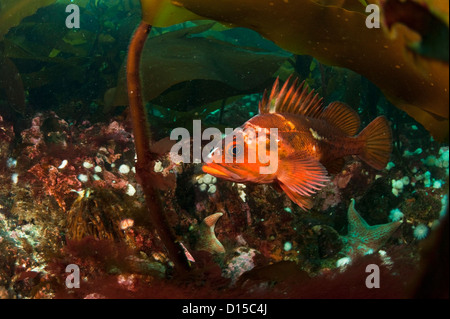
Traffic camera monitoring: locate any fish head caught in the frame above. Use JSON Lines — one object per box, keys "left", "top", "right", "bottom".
{"left": 202, "top": 127, "right": 278, "bottom": 183}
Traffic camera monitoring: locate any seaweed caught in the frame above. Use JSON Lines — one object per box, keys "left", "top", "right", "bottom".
{"left": 1, "top": 2, "right": 142, "bottom": 119}
{"left": 0, "top": 0, "right": 57, "bottom": 40}
{"left": 105, "top": 23, "right": 291, "bottom": 113}
{"left": 0, "top": 57, "right": 26, "bottom": 115}
{"left": 139, "top": 0, "right": 449, "bottom": 140}
{"left": 126, "top": 21, "right": 191, "bottom": 273}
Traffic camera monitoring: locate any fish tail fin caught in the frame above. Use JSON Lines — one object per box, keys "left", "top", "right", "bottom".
{"left": 357, "top": 116, "right": 392, "bottom": 170}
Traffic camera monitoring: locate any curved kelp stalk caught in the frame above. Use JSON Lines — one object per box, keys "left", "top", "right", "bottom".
{"left": 126, "top": 21, "right": 190, "bottom": 273}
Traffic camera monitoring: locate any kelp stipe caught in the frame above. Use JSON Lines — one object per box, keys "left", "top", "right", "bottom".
{"left": 126, "top": 20, "right": 190, "bottom": 273}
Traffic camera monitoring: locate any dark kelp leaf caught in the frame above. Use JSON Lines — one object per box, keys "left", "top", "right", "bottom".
{"left": 21, "top": 58, "right": 88, "bottom": 89}
{"left": 0, "top": 57, "right": 26, "bottom": 114}
{"left": 105, "top": 23, "right": 290, "bottom": 111}
{"left": 6, "top": 21, "right": 81, "bottom": 58}
{"left": 0, "top": 0, "right": 57, "bottom": 40}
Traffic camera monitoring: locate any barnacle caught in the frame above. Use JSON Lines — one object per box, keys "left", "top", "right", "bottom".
{"left": 66, "top": 188, "right": 135, "bottom": 241}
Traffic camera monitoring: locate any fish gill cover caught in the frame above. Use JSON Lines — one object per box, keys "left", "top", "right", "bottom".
{"left": 0, "top": 0, "right": 448, "bottom": 300}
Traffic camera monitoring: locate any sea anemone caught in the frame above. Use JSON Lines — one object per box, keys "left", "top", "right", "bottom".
{"left": 413, "top": 224, "right": 429, "bottom": 240}
{"left": 389, "top": 208, "right": 404, "bottom": 222}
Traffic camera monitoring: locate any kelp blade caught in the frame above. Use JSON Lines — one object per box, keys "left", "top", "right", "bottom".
{"left": 140, "top": 0, "right": 203, "bottom": 27}
{"left": 0, "top": 0, "right": 57, "bottom": 40}
{"left": 140, "top": 0, "right": 449, "bottom": 140}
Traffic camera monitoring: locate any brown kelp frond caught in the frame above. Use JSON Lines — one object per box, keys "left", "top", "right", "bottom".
{"left": 140, "top": 0, "right": 449, "bottom": 140}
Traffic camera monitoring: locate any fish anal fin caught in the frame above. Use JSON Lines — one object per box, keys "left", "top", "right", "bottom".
{"left": 259, "top": 76, "right": 324, "bottom": 117}
{"left": 320, "top": 102, "right": 361, "bottom": 136}
{"left": 277, "top": 153, "right": 330, "bottom": 209}
{"left": 322, "top": 157, "right": 346, "bottom": 175}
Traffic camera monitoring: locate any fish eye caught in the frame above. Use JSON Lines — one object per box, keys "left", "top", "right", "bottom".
{"left": 228, "top": 144, "right": 243, "bottom": 157}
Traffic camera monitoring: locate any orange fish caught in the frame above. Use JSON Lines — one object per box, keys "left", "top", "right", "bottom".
{"left": 202, "top": 76, "right": 392, "bottom": 210}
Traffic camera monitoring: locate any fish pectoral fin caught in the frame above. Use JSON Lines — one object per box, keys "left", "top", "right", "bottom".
{"left": 277, "top": 154, "right": 330, "bottom": 209}
{"left": 278, "top": 182, "right": 313, "bottom": 211}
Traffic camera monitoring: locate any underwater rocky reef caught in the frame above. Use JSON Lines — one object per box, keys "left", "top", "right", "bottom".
{"left": 0, "top": 105, "right": 448, "bottom": 299}
{"left": 0, "top": 0, "right": 448, "bottom": 299}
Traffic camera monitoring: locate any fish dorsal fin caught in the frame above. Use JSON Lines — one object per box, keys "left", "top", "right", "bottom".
{"left": 259, "top": 76, "right": 324, "bottom": 118}
{"left": 319, "top": 102, "right": 361, "bottom": 136}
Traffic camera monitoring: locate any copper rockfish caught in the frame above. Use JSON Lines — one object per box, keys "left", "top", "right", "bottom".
{"left": 202, "top": 77, "right": 392, "bottom": 210}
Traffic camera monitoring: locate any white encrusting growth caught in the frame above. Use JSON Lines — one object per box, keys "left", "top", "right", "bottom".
{"left": 7, "top": 158, "right": 17, "bottom": 168}
{"left": 119, "top": 164, "right": 130, "bottom": 174}
{"left": 77, "top": 174, "right": 88, "bottom": 183}
{"left": 58, "top": 160, "right": 68, "bottom": 169}
{"left": 83, "top": 161, "right": 94, "bottom": 169}
{"left": 126, "top": 184, "right": 136, "bottom": 196}
{"left": 11, "top": 173, "right": 19, "bottom": 184}
{"left": 154, "top": 161, "right": 163, "bottom": 173}
{"left": 196, "top": 173, "right": 218, "bottom": 194}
